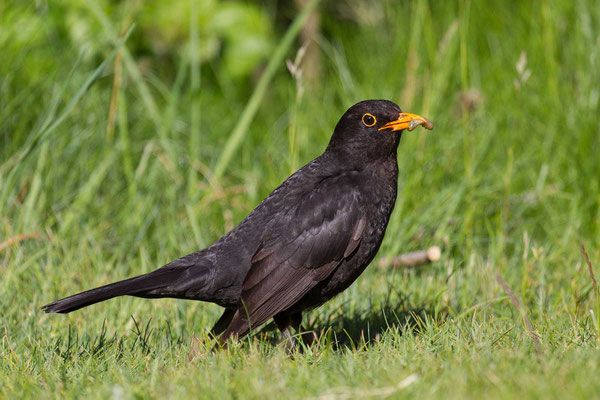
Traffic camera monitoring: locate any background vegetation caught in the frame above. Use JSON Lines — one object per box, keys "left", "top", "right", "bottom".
{"left": 1, "top": 0, "right": 599, "bottom": 398}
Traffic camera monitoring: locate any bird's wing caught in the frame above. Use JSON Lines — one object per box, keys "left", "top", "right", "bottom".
{"left": 223, "top": 173, "right": 367, "bottom": 338}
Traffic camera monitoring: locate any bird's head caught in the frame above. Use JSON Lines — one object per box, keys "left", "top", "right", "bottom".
{"left": 326, "top": 99, "right": 433, "bottom": 163}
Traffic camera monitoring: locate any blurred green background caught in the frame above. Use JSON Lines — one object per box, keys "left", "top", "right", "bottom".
{"left": 1, "top": 0, "right": 600, "bottom": 398}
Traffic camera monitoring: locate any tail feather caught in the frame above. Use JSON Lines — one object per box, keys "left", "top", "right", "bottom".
{"left": 42, "top": 268, "right": 180, "bottom": 314}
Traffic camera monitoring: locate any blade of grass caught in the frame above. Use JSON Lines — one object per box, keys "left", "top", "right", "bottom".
{"left": 212, "top": 0, "right": 321, "bottom": 182}
{"left": 59, "top": 151, "right": 118, "bottom": 233}
{"left": 187, "top": 0, "right": 202, "bottom": 197}
{"left": 459, "top": 0, "right": 474, "bottom": 254}
{"left": 86, "top": 0, "right": 161, "bottom": 127}
{"left": 0, "top": 26, "right": 135, "bottom": 216}
{"left": 117, "top": 91, "right": 136, "bottom": 197}
{"left": 580, "top": 244, "right": 600, "bottom": 339}
{"left": 496, "top": 272, "right": 542, "bottom": 353}
{"left": 17, "top": 26, "right": 135, "bottom": 167}
{"left": 105, "top": 0, "right": 138, "bottom": 142}
{"left": 154, "top": 56, "right": 189, "bottom": 177}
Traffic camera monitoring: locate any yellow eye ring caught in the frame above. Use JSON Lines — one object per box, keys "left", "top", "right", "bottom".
{"left": 362, "top": 113, "right": 376, "bottom": 127}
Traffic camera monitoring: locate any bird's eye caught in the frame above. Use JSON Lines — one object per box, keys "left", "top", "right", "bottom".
{"left": 362, "top": 113, "right": 376, "bottom": 127}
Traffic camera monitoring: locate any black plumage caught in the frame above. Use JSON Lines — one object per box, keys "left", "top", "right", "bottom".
{"left": 43, "top": 99, "right": 433, "bottom": 345}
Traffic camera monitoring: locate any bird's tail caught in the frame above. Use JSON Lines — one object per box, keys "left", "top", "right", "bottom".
{"left": 42, "top": 268, "right": 181, "bottom": 314}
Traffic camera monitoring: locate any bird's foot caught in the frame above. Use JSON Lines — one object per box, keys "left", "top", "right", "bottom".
{"left": 280, "top": 328, "right": 300, "bottom": 354}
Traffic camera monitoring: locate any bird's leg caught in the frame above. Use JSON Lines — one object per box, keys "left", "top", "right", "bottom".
{"left": 290, "top": 312, "right": 303, "bottom": 332}
{"left": 290, "top": 312, "right": 314, "bottom": 346}
{"left": 273, "top": 314, "right": 297, "bottom": 353}
{"left": 210, "top": 309, "right": 236, "bottom": 338}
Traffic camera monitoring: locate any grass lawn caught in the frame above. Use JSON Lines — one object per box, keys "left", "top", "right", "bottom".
{"left": 1, "top": 0, "right": 599, "bottom": 398}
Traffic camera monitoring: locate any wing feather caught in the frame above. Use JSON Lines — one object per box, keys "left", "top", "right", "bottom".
{"left": 222, "top": 172, "right": 367, "bottom": 339}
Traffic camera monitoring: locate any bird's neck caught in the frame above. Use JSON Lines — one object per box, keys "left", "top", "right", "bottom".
{"left": 321, "top": 147, "right": 398, "bottom": 175}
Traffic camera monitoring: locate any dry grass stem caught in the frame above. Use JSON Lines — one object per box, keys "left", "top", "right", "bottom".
{"left": 0, "top": 232, "right": 42, "bottom": 253}
{"left": 496, "top": 272, "right": 542, "bottom": 353}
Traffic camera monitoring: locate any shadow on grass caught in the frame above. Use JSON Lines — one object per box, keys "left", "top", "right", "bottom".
{"left": 257, "top": 292, "right": 447, "bottom": 351}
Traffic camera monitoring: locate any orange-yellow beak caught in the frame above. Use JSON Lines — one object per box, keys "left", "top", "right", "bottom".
{"left": 378, "top": 112, "right": 434, "bottom": 132}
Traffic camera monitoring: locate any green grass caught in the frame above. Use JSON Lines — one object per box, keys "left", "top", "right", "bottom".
{"left": 2, "top": 0, "right": 600, "bottom": 398}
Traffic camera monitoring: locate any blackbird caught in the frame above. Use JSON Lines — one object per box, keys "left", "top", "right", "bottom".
{"left": 43, "top": 99, "right": 433, "bottom": 345}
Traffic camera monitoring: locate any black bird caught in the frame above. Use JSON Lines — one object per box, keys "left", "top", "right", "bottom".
{"left": 43, "top": 99, "right": 433, "bottom": 345}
